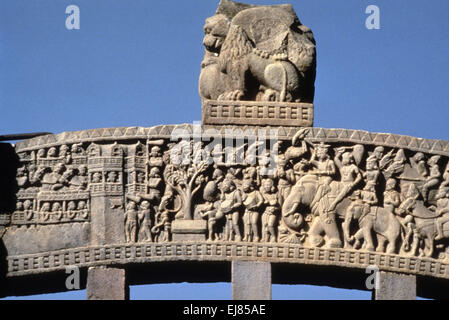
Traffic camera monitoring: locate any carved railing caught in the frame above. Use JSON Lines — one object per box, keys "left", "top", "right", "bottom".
{"left": 202, "top": 100, "right": 314, "bottom": 127}
{"left": 6, "top": 242, "right": 449, "bottom": 279}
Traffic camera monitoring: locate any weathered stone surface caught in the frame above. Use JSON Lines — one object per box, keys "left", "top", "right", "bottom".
{"left": 374, "top": 271, "right": 416, "bottom": 300}
{"left": 172, "top": 220, "right": 207, "bottom": 241}
{"left": 0, "top": 1, "right": 446, "bottom": 301}
{"left": 202, "top": 100, "right": 314, "bottom": 127}
{"left": 86, "top": 266, "right": 128, "bottom": 300}
{"left": 232, "top": 260, "right": 271, "bottom": 300}
{"left": 3, "top": 125, "right": 449, "bottom": 283}
{"left": 199, "top": 0, "right": 316, "bottom": 126}
{"left": 14, "top": 126, "right": 449, "bottom": 158}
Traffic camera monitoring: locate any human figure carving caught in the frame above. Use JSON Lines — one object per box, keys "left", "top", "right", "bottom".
{"left": 434, "top": 187, "right": 449, "bottom": 241}
{"left": 138, "top": 200, "right": 153, "bottom": 242}
{"left": 422, "top": 155, "right": 441, "bottom": 202}
{"left": 23, "top": 200, "right": 33, "bottom": 221}
{"left": 40, "top": 202, "right": 51, "bottom": 222}
{"left": 149, "top": 146, "right": 164, "bottom": 168}
{"left": 383, "top": 178, "right": 401, "bottom": 214}
{"left": 366, "top": 146, "right": 394, "bottom": 171}
{"left": 71, "top": 143, "right": 85, "bottom": 156}
{"left": 328, "top": 150, "right": 362, "bottom": 213}
{"left": 107, "top": 171, "right": 118, "bottom": 183}
{"left": 411, "top": 152, "right": 428, "bottom": 178}
{"left": 125, "top": 201, "right": 138, "bottom": 243}
{"left": 78, "top": 201, "right": 89, "bottom": 219}
{"left": 47, "top": 147, "right": 57, "bottom": 158}
{"left": 219, "top": 178, "right": 242, "bottom": 241}
{"left": 352, "top": 184, "right": 378, "bottom": 251}
{"left": 52, "top": 202, "right": 62, "bottom": 221}
{"left": 384, "top": 149, "right": 406, "bottom": 179}
{"left": 198, "top": 179, "right": 221, "bottom": 241}
{"left": 442, "top": 163, "right": 449, "bottom": 188}
{"left": 59, "top": 145, "right": 71, "bottom": 164}
{"left": 397, "top": 184, "right": 421, "bottom": 254}
{"left": 364, "top": 157, "right": 380, "bottom": 189}
{"left": 276, "top": 155, "right": 295, "bottom": 206}
{"left": 138, "top": 167, "right": 164, "bottom": 219}
{"left": 70, "top": 165, "right": 88, "bottom": 190}
{"left": 28, "top": 165, "right": 46, "bottom": 187}
{"left": 308, "top": 142, "right": 336, "bottom": 215}
{"left": 261, "top": 178, "right": 281, "bottom": 242}
{"left": 241, "top": 179, "right": 264, "bottom": 242}
{"left": 16, "top": 167, "right": 28, "bottom": 188}
{"left": 197, "top": 168, "right": 225, "bottom": 241}
{"left": 92, "top": 172, "right": 102, "bottom": 183}
{"left": 42, "top": 163, "right": 69, "bottom": 191}
{"left": 152, "top": 189, "right": 181, "bottom": 242}
{"left": 67, "top": 201, "right": 77, "bottom": 220}
{"left": 36, "top": 149, "right": 46, "bottom": 159}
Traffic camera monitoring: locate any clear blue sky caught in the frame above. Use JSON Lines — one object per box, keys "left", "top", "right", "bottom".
{"left": 0, "top": 0, "right": 447, "bottom": 299}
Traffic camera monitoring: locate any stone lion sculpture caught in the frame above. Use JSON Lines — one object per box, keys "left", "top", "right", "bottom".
{"left": 199, "top": 0, "right": 316, "bottom": 103}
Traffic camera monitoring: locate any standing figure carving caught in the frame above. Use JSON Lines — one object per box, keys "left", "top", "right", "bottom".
{"left": 241, "top": 179, "right": 264, "bottom": 242}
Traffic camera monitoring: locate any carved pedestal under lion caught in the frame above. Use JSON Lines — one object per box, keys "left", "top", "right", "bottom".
{"left": 200, "top": 0, "right": 316, "bottom": 127}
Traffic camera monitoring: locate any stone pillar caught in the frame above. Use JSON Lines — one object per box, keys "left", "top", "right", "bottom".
{"left": 86, "top": 266, "right": 129, "bottom": 300}
{"left": 232, "top": 260, "right": 271, "bottom": 300}
{"left": 373, "top": 271, "right": 416, "bottom": 300}
{"left": 88, "top": 150, "right": 126, "bottom": 246}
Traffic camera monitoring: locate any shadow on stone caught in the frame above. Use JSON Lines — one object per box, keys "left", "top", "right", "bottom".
{"left": 1, "top": 268, "right": 88, "bottom": 298}
{"left": 0, "top": 142, "right": 19, "bottom": 214}
{"left": 0, "top": 142, "right": 19, "bottom": 298}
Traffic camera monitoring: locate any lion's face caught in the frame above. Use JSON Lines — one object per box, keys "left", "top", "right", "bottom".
{"left": 203, "top": 14, "right": 230, "bottom": 54}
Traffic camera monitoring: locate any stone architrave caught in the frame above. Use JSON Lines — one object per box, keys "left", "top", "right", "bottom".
{"left": 1, "top": 125, "right": 448, "bottom": 301}
{"left": 0, "top": 1, "right": 448, "bottom": 301}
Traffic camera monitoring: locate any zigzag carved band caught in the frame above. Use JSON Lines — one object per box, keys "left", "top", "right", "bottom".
{"left": 14, "top": 126, "right": 449, "bottom": 157}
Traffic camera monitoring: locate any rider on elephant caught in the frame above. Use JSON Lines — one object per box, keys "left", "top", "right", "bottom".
{"left": 327, "top": 150, "right": 362, "bottom": 213}
{"left": 364, "top": 157, "right": 380, "bottom": 189}
{"left": 434, "top": 187, "right": 449, "bottom": 240}
{"left": 276, "top": 154, "right": 295, "bottom": 206}
{"left": 308, "top": 142, "right": 336, "bottom": 215}
{"left": 383, "top": 178, "right": 401, "bottom": 214}
{"left": 422, "top": 155, "right": 441, "bottom": 202}
{"left": 362, "top": 182, "right": 378, "bottom": 212}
